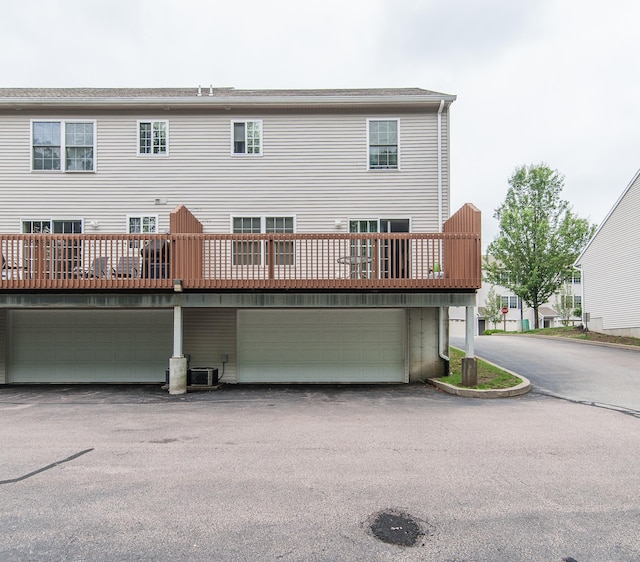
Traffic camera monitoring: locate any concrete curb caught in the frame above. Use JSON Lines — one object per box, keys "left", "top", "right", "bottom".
{"left": 427, "top": 355, "right": 531, "bottom": 398}
{"left": 514, "top": 333, "right": 640, "bottom": 352}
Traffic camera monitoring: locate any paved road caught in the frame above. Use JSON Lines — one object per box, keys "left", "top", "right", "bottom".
{"left": 1, "top": 384, "right": 639, "bottom": 561}
{"left": 452, "top": 335, "right": 640, "bottom": 414}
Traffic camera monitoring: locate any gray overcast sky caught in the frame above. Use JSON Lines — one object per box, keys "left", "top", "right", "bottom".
{"left": 2, "top": 0, "right": 638, "bottom": 244}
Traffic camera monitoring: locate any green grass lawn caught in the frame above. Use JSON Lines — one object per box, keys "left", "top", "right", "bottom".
{"left": 436, "top": 347, "right": 522, "bottom": 389}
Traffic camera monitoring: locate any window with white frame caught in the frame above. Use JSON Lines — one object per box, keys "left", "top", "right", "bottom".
{"left": 22, "top": 219, "right": 82, "bottom": 234}
{"left": 368, "top": 119, "right": 398, "bottom": 170}
{"left": 128, "top": 215, "right": 158, "bottom": 234}
{"left": 32, "top": 121, "right": 96, "bottom": 171}
{"left": 232, "top": 216, "right": 294, "bottom": 265}
{"left": 138, "top": 121, "right": 168, "bottom": 156}
{"left": 501, "top": 295, "right": 521, "bottom": 309}
{"left": 562, "top": 294, "right": 582, "bottom": 309}
{"left": 232, "top": 120, "right": 262, "bottom": 155}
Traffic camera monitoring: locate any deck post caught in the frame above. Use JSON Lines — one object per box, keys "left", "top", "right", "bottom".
{"left": 169, "top": 305, "right": 187, "bottom": 395}
{"left": 462, "top": 305, "right": 477, "bottom": 386}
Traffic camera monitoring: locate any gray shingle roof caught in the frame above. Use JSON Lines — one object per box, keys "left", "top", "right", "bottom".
{"left": 0, "top": 87, "right": 450, "bottom": 99}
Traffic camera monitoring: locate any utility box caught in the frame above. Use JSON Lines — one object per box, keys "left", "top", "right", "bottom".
{"left": 189, "top": 368, "right": 219, "bottom": 386}
{"left": 166, "top": 367, "right": 219, "bottom": 386}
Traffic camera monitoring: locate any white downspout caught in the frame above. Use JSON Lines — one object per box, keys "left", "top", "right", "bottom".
{"left": 436, "top": 99, "right": 449, "bottom": 362}
{"left": 437, "top": 98, "right": 445, "bottom": 233}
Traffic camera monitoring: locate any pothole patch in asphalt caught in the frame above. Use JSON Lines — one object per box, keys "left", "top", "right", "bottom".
{"left": 367, "top": 509, "right": 429, "bottom": 547}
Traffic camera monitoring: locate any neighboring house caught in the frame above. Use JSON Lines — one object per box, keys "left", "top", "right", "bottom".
{"left": 450, "top": 267, "right": 582, "bottom": 335}
{"left": 0, "top": 87, "right": 481, "bottom": 387}
{"left": 575, "top": 169, "right": 640, "bottom": 338}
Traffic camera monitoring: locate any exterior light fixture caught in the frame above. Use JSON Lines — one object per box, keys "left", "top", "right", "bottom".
{"left": 173, "top": 279, "right": 183, "bottom": 292}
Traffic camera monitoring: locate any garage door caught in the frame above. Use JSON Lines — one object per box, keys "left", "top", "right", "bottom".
{"left": 237, "top": 309, "right": 406, "bottom": 383}
{"left": 9, "top": 310, "right": 172, "bottom": 383}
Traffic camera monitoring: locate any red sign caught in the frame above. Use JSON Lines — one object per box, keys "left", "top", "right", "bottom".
{"left": 501, "top": 306, "right": 509, "bottom": 314}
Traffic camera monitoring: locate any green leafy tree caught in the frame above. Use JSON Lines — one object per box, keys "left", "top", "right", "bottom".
{"left": 484, "top": 285, "right": 504, "bottom": 329}
{"left": 553, "top": 284, "right": 575, "bottom": 327}
{"left": 484, "top": 164, "right": 595, "bottom": 329}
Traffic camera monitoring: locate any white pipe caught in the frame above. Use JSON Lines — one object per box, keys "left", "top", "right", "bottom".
{"left": 437, "top": 100, "right": 448, "bottom": 363}
{"left": 437, "top": 99, "right": 445, "bottom": 233}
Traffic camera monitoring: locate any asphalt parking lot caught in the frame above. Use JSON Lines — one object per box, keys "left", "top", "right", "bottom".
{"left": 1, "top": 384, "right": 639, "bottom": 561}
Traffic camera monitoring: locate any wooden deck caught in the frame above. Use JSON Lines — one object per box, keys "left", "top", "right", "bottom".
{"left": 1, "top": 205, "right": 481, "bottom": 291}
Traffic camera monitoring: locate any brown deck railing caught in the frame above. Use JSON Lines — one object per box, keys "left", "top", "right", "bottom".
{"left": 1, "top": 205, "right": 481, "bottom": 291}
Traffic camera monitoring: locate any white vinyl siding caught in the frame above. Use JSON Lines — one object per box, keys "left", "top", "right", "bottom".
{"left": 578, "top": 171, "right": 640, "bottom": 331}
{"left": 183, "top": 308, "right": 237, "bottom": 383}
{"left": 1, "top": 109, "right": 449, "bottom": 234}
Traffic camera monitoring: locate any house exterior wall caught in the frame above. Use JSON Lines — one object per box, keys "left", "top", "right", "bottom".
{"left": 0, "top": 310, "right": 5, "bottom": 383}
{"left": 0, "top": 88, "right": 477, "bottom": 385}
{"left": 183, "top": 308, "right": 237, "bottom": 383}
{"left": 577, "top": 170, "right": 640, "bottom": 336}
{"left": 450, "top": 277, "right": 582, "bottom": 336}
{"left": 0, "top": 108, "right": 450, "bottom": 234}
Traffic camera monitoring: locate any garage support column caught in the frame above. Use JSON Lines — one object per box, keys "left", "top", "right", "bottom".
{"left": 462, "top": 305, "right": 478, "bottom": 386}
{"left": 169, "top": 305, "right": 187, "bottom": 395}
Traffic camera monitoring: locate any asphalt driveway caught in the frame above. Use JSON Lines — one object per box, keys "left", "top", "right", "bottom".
{"left": 1, "top": 383, "right": 639, "bottom": 561}
{"left": 452, "top": 334, "right": 640, "bottom": 415}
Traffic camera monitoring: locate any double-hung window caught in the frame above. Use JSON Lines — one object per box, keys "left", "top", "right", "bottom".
{"left": 232, "top": 216, "right": 294, "bottom": 265}
{"left": 368, "top": 119, "right": 398, "bottom": 170}
{"left": 233, "top": 217, "right": 262, "bottom": 265}
{"left": 138, "top": 121, "right": 168, "bottom": 156}
{"left": 232, "top": 120, "right": 262, "bottom": 155}
{"left": 128, "top": 215, "right": 158, "bottom": 234}
{"left": 501, "top": 295, "right": 521, "bottom": 309}
{"left": 32, "top": 120, "right": 96, "bottom": 172}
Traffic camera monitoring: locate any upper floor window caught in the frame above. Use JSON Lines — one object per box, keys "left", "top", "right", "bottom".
{"left": 501, "top": 295, "right": 521, "bottom": 309}
{"left": 368, "top": 119, "right": 398, "bottom": 170}
{"left": 232, "top": 120, "right": 262, "bottom": 155}
{"left": 128, "top": 215, "right": 158, "bottom": 234}
{"left": 138, "top": 121, "right": 168, "bottom": 156}
{"left": 32, "top": 121, "right": 95, "bottom": 172}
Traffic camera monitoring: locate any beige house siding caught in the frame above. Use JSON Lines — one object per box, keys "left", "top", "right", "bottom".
{"left": 183, "top": 308, "right": 237, "bottom": 383}
{"left": 0, "top": 108, "right": 450, "bottom": 235}
{"left": 578, "top": 170, "right": 640, "bottom": 334}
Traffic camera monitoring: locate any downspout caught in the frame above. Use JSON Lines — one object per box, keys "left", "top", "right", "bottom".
{"left": 437, "top": 99, "right": 445, "bottom": 233}
{"left": 436, "top": 99, "right": 449, "bottom": 363}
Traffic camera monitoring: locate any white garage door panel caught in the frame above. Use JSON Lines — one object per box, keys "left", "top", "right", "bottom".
{"left": 10, "top": 310, "right": 172, "bottom": 383}
{"left": 238, "top": 309, "right": 405, "bottom": 383}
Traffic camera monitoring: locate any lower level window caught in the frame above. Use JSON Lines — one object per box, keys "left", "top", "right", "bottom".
{"left": 128, "top": 215, "right": 158, "bottom": 234}
{"left": 22, "top": 219, "right": 82, "bottom": 234}
{"left": 233, "top": 216, "right": 294, "bottom": 265}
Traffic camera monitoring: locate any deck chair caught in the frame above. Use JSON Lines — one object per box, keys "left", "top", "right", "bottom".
{"left": 115, "top": 256, "right": 139, "bottom": 278}
{"left": 84, "top": 256, "right": 113, "bottom": 278}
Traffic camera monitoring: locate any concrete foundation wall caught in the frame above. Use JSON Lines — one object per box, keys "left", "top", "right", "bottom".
{"left": 408, "top": 307, "right": 447, "bottom": 382}
{"left": 587, "top": 317, "right": 640, "bottom": 338}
